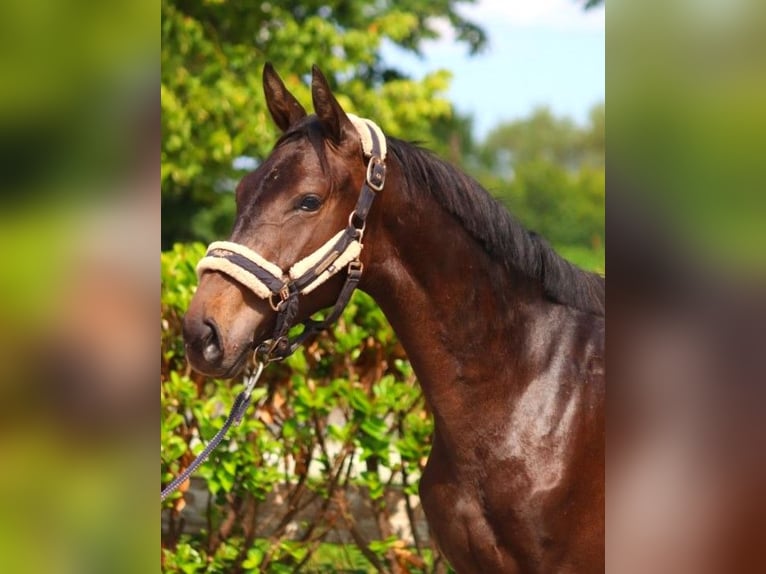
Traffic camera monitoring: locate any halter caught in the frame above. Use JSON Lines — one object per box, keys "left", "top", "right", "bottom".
{"left": 196, "top": 114, "right": 387, "bottom": 363}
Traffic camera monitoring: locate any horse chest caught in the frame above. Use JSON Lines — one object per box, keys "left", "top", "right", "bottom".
{"left": 418, "top": 362, "right": 596, "bottom": 572}
{"left": 420, "top": 436, "right": 586, "bottom": 573}
{"left": 419, "top": 444, "right": 524, "bottom": 573}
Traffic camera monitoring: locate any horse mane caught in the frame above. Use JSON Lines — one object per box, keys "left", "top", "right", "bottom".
{"left": 387, "top": 137, "right": 605, "bottom": 316}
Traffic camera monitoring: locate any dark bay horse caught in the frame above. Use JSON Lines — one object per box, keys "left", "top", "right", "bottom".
{"left": 183, "top": 64, "right": 605, "bottom": 573}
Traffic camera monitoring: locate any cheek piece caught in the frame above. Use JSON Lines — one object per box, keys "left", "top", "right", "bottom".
{"left": 195, "top": 114, "right": 387, "bottom": 362}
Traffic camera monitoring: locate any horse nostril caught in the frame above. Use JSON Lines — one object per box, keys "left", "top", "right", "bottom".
{"left": 202, "top": 319, "right": 223, "bottom": 364}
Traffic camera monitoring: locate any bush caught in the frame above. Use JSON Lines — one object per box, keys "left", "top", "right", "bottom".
{"left": 161, "top": 244, "right": 449, "bottom": 573}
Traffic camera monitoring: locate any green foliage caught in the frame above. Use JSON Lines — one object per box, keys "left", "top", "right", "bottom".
{"left": 161, "top": 245, "right": 441, "bottom": 572}
{"left": 473, "top": 104, "right": 605, "bottom": 270}
{"left": 481, "top": 104, "right": 604, "bottom": 173}
{"left": 161, "top": 0, "right": 485, "bottom": 248}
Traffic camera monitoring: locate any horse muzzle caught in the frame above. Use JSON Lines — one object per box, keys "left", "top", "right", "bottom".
{"left": 182, "top": 272, "right": 273, "bottom": 378}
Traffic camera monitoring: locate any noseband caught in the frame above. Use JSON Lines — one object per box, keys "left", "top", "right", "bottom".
{"left": 196, "top": 115, "right": 387, "bottom": 363}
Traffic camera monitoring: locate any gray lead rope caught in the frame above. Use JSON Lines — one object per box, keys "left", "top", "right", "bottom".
{"left": 161, "top": 361, "right": 264, "bottom": 501}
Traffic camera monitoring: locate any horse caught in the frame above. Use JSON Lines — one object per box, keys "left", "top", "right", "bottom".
{"left": 183, "top": 64, "right": 605, "bottom": 573}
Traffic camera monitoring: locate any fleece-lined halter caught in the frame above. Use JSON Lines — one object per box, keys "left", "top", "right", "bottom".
{"left": 195, "top": 114, "right": 387, "bottom": 362}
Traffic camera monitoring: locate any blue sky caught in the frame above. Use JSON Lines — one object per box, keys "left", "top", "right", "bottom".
{"left": 381, "top": 0, "right": 605, "bottom": 139}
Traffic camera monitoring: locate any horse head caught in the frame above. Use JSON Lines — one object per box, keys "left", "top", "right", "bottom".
{"left": 183, "top": 64, "right": 383, "bottom": 377}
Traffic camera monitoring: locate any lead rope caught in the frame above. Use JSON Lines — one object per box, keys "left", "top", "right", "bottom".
{"left": 161, "top": 360, "right": 265, "bottom": 501}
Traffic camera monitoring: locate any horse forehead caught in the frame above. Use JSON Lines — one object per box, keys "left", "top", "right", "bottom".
{"left": 236, "top": 142, "right": 320, "bottom": 200}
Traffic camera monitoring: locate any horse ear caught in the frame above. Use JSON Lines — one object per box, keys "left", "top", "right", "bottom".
{"left": 263, "top": 63, "right": 307, "bottom": 132}
{"left": 311, "top": 65, "right": 355, "bottom": 144}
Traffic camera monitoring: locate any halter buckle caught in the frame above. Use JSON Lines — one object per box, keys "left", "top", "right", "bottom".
{"left": 348, "top": 259, "right": 363, "bottom": 277}
{"left": 256, "top": 336, "right": 290, "bottom": 363}
{"left": 269, "top": 284, "right": 292, "bottom": 312}
{"left": 348, "top": 211, "right": 366, "bottom": 240}
{"left": 366, "top": 156, "right": 386, "bottom": 192}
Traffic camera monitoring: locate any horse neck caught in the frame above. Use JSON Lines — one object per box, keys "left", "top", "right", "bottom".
{"left": 362, "top": 160, "right": 570, "bottom": 443}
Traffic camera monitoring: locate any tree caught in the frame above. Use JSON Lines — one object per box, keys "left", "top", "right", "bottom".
{"left": 472, "top": 104, "right": 605, "bottom": 263}
{"left": 161, "top": 0, "right": 486, "bottom": 248}
{"left": 480, "top": 104, "right": 604, "bottom": 175}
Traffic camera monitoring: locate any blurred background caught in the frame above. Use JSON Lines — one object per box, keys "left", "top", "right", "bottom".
{"left": 0, "top": 0, "right": 763, "bottom": 571}
{"left": 607, "top": 1, "right": 766, "bottom": 572}
{"left": 0, "top": 0, "right": 156, "bottom": 572}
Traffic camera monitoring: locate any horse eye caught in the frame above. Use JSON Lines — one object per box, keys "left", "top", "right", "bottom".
{"left": 298, "top": 194, "right": 322, "bottom": 212}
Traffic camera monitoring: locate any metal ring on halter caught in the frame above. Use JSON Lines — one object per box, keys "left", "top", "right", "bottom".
{"left": 268, "top": 284, "right": 291, "bottom": 312}
{"left": 256, "top": 337, "right": 289, "bottom": 363}
{"left": 348, "top": 211, "right": 366, "bottom": 239}
{"left": 268, "top": 294, "right": 282, "bottom": 312}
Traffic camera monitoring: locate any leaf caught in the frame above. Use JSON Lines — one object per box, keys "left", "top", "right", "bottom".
{"left": 360, "top": 417, "right": 388, "bottom": 441}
